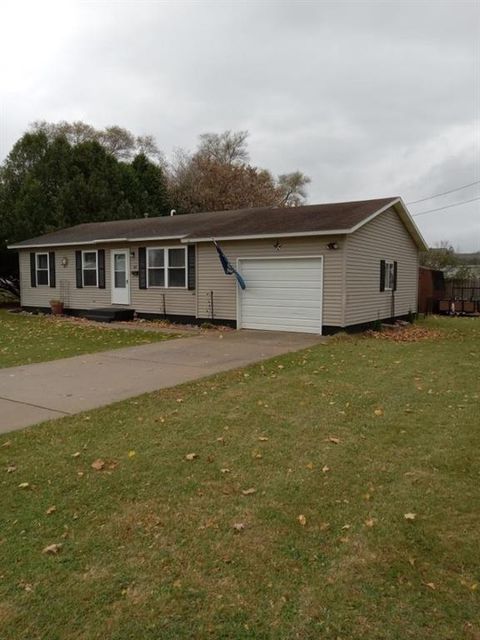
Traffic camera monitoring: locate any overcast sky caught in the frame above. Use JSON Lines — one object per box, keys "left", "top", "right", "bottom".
{"left": 1, "top": 0, "right": 479, "bottom": 250}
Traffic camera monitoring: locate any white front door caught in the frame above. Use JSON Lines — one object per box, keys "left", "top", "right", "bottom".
{"left": 111, "top": 249, "right": 130, "bottom": 305}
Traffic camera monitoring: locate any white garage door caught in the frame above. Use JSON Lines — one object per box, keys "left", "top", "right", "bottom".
{"left": 238, "top": 257, "right": 323, "bottom": 334}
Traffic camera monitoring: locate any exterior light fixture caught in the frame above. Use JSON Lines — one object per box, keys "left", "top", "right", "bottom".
{"left": 273, "top": 240, "right": 282, "bottom": 250}
{"left": 61, "top": 256, "right": 68, "bottom": 267}
{"left": 327, "top": 242, "right": 339, "bottom": 250}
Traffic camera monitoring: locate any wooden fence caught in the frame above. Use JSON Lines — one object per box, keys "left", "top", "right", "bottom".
{"left": 445, "top": 278, "right": 480, "bottom": 301}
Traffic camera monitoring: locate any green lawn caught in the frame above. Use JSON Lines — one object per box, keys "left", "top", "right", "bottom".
{"left": 0, "top": 317, "right": 478, "bottom": 639}
{"left": 0, "top": 310, "right": 176, "bottom": 368}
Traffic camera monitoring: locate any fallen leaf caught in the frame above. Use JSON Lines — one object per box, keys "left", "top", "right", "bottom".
{"left": 18, "top": 482, "right": 30, "bottom": 489}
{"left": 404, "top": 512, "right": 416, "bottom": 521}
{"left": 298, "top": 514, "right": 307, "bottom": 526}
{"left": 424, "top": 582, "right": 436, "bottom": 590}
{"left": 42, "top": 543, "right": 62, "bottom": 555}
{"left": 46, "top": 506, "right": 56, "bottom": 515}
{"left": 258, "top": 436, "right": 269, "bottom": 441}
{"left": 91, "top": 459, "right": 105, "bottom": 471}
{"left": 306, "top": 462, "right": 314, "bottom": 470}
{"left": 328, "top": 436, "right": 340, "bottom": 444}
{"left": 7, "top": 464, "right": 17, "bottom": 473}
{"left": 185, "top": 453, "right": 198, "bottom": 461}
{"left": 128, "top": 450, "right": 136, "bottom": 458}
{"left": 341, "top": 524, "right": 351, "bottom": 530}
{"left": 173, "top": 579, "right": 182, "bottom": 588}
{"left": 365, "top": 517, "right": 376, "bottom": 528}
{"left": 232, "top": 522, "right": 245, "bottom": 532}
{"left": 1, "top": 440, "right": 12, "bottom": 448}
{"left": 220, "top": 468, "right": 230, "bottom": 474}
{"left": 322, "top": 465, "right": 330, "bottom": 473}
{"left": 374, "top": 408, "right": 384, "bottom": 417}
{"left": 241, "top": 487, "right": 256, "bottom": 496}
{"left": 71, "top": 452, "right": 81, "bottom": 458}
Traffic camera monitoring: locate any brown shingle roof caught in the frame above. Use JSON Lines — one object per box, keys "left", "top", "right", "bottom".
{"left": 9, "top": 197, "right": 399, "bottom": 248}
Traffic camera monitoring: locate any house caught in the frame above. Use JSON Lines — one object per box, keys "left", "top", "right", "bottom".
{"left": 8, "top": 197, "right": 427, "bottom": 334}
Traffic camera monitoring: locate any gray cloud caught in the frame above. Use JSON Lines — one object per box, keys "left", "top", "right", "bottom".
{"left": 1, "top": 0, "right": 478, "bottom": 249}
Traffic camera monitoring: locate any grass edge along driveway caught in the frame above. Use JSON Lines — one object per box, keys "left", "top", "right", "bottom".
{"left": 0, "top": 310, "right": 179, "bottom": 368}
{"left": 0, "top": 317, "right": 479, "bottom": 639}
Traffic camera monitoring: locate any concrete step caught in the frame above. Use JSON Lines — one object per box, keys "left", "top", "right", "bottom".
{"left": 82, "top": 308, "right": 135, "bottom": 323}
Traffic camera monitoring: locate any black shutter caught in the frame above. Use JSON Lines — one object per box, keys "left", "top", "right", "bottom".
{"left": 187, "top": 244, "right": 196, "bottom": 290}
{"left": 98, "top": 249, "right": 105, "bottom": 289}
{"left": 30, "top": 253, "right": 37, "bottom": 287}
{"left": 380, "top": 260, "right": 386, "bottom": 292}
{"left": 138, "top": 247, "right": 147, "bottom": 289}
{"left": 75, "top": 251, "right": 83, "bottom": 288}
{"left": 393, "top": 261, "right": 398, "bottom": 291}
{"left": 49, "top": 252, "right": 56, "bottom": 288}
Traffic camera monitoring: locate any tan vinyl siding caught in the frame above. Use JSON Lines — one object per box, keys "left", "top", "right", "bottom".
{"left": 344, "top": 207, "right": 419, "bottom": 326}
{"left": 196, "top": 237, "right": 345, "bottom": 326}
{"left": 19, "top": 240, "right": 196, "bottom": 316}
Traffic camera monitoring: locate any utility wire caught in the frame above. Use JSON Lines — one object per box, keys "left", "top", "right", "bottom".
{"left": 412, "top": 195, "right": 480, "bottom": 217}
{"left": 406, "top": 179, "right": 480, "bottom": 204}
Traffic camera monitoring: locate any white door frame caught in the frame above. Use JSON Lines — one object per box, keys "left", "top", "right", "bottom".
{"left": 111, "top": 249, "right": 130, "bottom": 305}
{"left": 236, "top": 255, "right": 324, "bottom": 334}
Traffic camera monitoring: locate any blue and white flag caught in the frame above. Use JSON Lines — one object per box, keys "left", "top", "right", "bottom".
{"left": 213, "top": 240, "right": 246, "bottom": 290}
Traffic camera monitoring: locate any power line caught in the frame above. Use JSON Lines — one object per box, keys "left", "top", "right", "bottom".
{"left": 406, "top": 180, "right": 480, "bottom": 205}
{"left": 412, "top": 195, "right": 480, "bottom": 217}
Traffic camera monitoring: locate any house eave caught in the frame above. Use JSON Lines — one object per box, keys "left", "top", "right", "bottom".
{"left": 7, "top": 236, "right": 186, "bottom": 250}
{"left": 181, "top": 229, "right": 350, "bottom": 243}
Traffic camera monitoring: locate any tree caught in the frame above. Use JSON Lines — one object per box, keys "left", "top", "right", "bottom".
{"left": 169, "top": 130, "right": 310, "bottom": 213}
{"left": 30, "top": 121, "right": 161, "bottom": 162}
{"left": 197, "top": 130, "right": 249, "bottom": 165}
{"left": 277, "top": 171, "right": 311, "bottom": 207}
{"left": 131, "top": 153, "right": 170, "bottom": 218}
{"left": 420, "top": 241, "right": 473, "bottom": 279}
{"left": 0, "top": 130, "right": 171, "bottom": 275}
{"left": 170, "top": 155, "right": 280, "bottom": 213}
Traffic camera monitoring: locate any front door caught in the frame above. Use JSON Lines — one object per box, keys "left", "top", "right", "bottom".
{"left": 111, "top": 249, "right": 130, "bottom": 305}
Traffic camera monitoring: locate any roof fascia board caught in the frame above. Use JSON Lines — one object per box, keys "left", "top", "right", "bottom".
{"left": 394, "top": 198, "right": 429, "bottom": 251}
{"left": 8, "top": 236, "right": 186, "bottom": 249}
{"left": 181, "top": 229, "right": 349, "bottom": 243}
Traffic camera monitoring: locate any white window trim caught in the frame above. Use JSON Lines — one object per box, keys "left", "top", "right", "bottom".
{"left": 146, "top": 246, "right": 187, "bottom": 289}
{"left": 36, "top": 252, "right": 50, "bottom": 286}
{"left": 82, "top": 249, "right": 98, "bottom": 287}
{"left": 384, "top": 259, "right": 395, "bottom": 291}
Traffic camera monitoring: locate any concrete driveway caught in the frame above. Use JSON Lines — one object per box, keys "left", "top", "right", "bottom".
{"left": 0, "top": 330, "right": 323, "bottom": 433}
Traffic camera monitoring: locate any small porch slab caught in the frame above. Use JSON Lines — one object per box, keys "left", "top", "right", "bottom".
{"left": 81, "top": 308, "right": 135, "bottom": 323}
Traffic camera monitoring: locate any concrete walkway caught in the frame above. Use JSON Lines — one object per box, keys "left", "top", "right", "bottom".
{"left": 0, "top": 330, "right": 323, "bottom": 433}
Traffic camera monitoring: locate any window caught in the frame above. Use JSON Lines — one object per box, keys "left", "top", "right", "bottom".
{"left": 168, "top": 248, "right": 186, "bottom": 287}
{"left": 82, "top": 251, "right": 98, "bottom": 286}
{"left": 36, "top": 253, "right": 49, "bottom": 286}
{"left": 384, "top": 260, "right": 395, "bottom": 291}
{"left": 147, "top": 247, "right": 187, "bottom": 288}
{"left": 147, "top": 248, "right": 165, "bottom": 287}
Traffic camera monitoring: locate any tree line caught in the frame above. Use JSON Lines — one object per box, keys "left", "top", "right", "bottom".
{"left": 0, "top": 122, "right": 310, "bottom": 275}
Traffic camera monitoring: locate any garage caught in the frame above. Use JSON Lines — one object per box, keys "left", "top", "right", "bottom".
{"left": 237, "top": 257, "right": 323, "bottom": 334}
